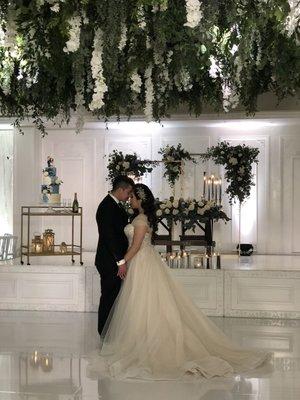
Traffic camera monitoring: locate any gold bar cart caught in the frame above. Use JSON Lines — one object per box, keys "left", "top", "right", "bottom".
{"left": 20, "top": 205, "right": 83, "bottom": 265}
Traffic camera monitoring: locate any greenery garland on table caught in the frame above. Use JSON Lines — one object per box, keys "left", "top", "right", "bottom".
{"left": 200, "top": 141, "right": 260, "bottom": 204}
{"left": 159, "top": 143, "right": 196, "bottom": 186}
{"left": 107, "top": 150, "right": 158, "bottom": 181}
{"left": 0, "top": 1, "right": 299, "bottom": 135}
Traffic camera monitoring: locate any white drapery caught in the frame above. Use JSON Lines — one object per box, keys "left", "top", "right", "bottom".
{"left": 0, "top": 130, "right": 13, "bottom": 235}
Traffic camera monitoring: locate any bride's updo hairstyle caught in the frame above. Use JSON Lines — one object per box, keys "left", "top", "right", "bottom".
{"left": 133, "top": 183, "right": 158, "bottom": 242}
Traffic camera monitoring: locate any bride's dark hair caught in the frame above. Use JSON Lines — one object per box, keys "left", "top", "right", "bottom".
{"left": 133, "top": 183, "right": 158, "bottom": 242}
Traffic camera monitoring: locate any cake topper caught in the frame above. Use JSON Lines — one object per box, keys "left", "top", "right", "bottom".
{"left": 47, "top": 156, "right": 54, "bottom": 167}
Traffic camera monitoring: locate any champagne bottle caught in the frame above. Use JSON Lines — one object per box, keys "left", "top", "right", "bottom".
{"left": 72, "top": 192, "right": 79, "bottom": 213}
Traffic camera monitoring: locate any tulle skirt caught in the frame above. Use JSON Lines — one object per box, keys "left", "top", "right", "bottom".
{"left": 88, "top": 244, "right": 271, "bottom": 380}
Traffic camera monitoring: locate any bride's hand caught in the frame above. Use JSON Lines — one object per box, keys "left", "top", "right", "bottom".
{"left": 117, "top": 263, "right": 127, "bottom": 280}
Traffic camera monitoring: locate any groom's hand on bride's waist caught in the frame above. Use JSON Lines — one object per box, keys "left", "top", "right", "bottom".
{"left": 117, "top": 262, "right": 127, "bottom": 280}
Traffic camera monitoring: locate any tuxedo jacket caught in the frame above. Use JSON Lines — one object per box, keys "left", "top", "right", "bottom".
{"left": 95, "top": 194, "right": 129, "bottom": 269}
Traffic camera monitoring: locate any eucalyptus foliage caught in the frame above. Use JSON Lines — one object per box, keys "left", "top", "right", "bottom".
{"left": 0, "top": 1, "right": 299, "bottom": 134}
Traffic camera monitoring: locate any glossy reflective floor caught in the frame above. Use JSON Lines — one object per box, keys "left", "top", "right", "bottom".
{"left": 0, "top": 311, "right": 299, "bottom": 400}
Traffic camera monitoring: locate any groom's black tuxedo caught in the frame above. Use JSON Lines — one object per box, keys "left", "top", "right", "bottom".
{"left": 95, "top": 194, "right": 129, "bottom": 335}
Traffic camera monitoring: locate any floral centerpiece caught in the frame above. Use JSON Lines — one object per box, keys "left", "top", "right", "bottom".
{"left": 106, "top": 150, "right": 158, "bottom": 182}
{"left": 159, "top": 144, "right": 196, "bottom": 186}
{"left": 200, "top": 141, "right": 259, "bottom": 204}
{"left": 155, "top": 197, "right": 230, "bottom": 231}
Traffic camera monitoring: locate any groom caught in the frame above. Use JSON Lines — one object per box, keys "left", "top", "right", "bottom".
{"left": 95, "top": 175, "right": 134, "bottom": 336}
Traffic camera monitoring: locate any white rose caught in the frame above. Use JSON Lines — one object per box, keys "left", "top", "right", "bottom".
{"left": 172, "top": 209, "right": 179, "bottom": 215}
{"left": 173, "top": 200, "right": 179, "bottom": 208}
{"left": 116, "top": 165, "right": 120, "bottom": 170}
{"left": 43, "top": 171, "right": 49, "bottom": 177}
{"left": 55, "top": 178, "right": 62, "bottom": 184}
{"left": 123, "top": 161, "right": 130, "bottom": 169}
{"left": 197, "top": 208, "right": 205, "bottom": 215}
{"left": 42, "top": 189, "right": 48, "bottom": 194}
{"left": 198, "top": 201, "right": 204, "bottom": 207}
{"left": 160, "top": 204, "right": 166, "bottom": 210}
{"left": 128, "top": 208, "right": 134, "bottom": 215}
{"left": 188, "top": 204, "right": 195, "bottom": 211}
{"left": 229, "top": 157, "right": 238, "bottom": 165}
{"left": 165, "top": 208, "right": 170, "bottom": 214}
{"left": 156, "top": 209, "right": 163, "bottom": 217}
{"left": 166, "top": 201, "right": 172, "bottom": 208}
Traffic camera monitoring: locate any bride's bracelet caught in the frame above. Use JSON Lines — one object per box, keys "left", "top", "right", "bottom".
{"left": 116, "top": 259, "right": 126, "bottom": 266}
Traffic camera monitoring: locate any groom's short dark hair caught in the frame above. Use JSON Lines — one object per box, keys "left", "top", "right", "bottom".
{"left": 112, "top": 175, "right": 135, "bottom": 191}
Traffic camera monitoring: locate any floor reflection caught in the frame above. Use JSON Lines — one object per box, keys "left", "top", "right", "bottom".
{"left": 0, "top": 311, "right": 300, "bottom": 400}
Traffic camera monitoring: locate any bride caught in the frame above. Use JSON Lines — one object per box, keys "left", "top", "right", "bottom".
{"left": 89, "top": 183, "right": 270, "bottom": 380}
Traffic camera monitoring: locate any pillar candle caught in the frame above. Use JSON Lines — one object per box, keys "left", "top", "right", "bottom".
{"left": 203, "top": 172, "right": 207, "bottom": 198}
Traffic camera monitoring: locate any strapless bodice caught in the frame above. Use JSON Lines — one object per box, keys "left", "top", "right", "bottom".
{"left": 124, "top": 223, "right": 152, "bottom": 248}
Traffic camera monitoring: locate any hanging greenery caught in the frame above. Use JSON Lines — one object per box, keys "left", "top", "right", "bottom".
{"left": 159, "top": 143, "right": 196, "bottom": 186}
{"left": 0, "top": 1, "right": 299, "bottom": 135}
{"left": 200, "top": 141, "right": 260, "bottom": 204}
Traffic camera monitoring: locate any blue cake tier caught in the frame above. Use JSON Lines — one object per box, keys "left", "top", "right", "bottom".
{"left": 44, "top": 166, "right": 57, "bottom": 177}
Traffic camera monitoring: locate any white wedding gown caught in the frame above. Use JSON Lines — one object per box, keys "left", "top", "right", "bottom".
{"left": 88, "top": 214, "right": 270, "bottom": 380}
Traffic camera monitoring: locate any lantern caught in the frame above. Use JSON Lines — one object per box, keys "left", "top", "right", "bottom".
{"left": 43, "top": 229, "right": 55, "bottom": 253}
{"left": 31, "top": 235, "right": 43, "bottom": 253}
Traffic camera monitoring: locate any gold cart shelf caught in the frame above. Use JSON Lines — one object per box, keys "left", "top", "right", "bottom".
{"left": 20, "top": 205, "right": 83, "bottom": 265}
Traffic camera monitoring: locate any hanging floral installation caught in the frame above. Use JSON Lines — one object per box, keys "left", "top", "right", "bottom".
{"left": 0, "top": 1, "right": 299, "bottom": 135}
{"left": 159, "top": 143, "right": 196, "bottom": 186}
{"left": 200, "top": 141, "right": 260, "bottom": 204}
{"left": 106, "top": 150, "right": 158, "bottom": 181}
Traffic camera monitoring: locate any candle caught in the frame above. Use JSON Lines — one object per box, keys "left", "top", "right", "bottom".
{"left": 181, "top": 251, "right": 188, "bottom": 268}
{"left": 214, "top": 179, "right": 218, "bottom": 203}
{"left": 217, "top": 253, "right": 221, "bottom": 269}
{"left": 206, "top": 255, "right": 210, "bottom": 269}
{"left": 203, "top": 172, "right": 207, "bottom": 198}
{"left": 207, "top": 179, "right": 211, "bottom": 201}
{"left": 35, "top": 243, "right": 43, "bottom": 253}
{"left": 211, "top": 175, "right": 215, "bottom": 198}
{"left": 219, "top": 179, "right": 222, "bottom": 204}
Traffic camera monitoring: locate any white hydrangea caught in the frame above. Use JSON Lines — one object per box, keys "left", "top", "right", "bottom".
{"left": 165, "top": 208, "right": 170, "bottom": 214}
{"left": 156, "top": 209, "right": 163, "bottom": 217}
{"left": 89, "top": 29, "right": 108, "bottom": 111}
{"left": 63, "top": 15, "right": 81, "bottom": 53}
{"left": 131, "top": 70, "right": 142, "bottom": 94}
{"left": 144, "top": 65, "right": 154, "bottom": 122}
{"left": 172, "top": 209, "right": 179, "bottom": 215}
{"left": 184, "top": 0, "right": 203, "bottom": 29}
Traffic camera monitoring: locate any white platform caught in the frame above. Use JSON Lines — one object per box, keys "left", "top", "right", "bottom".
{"left": 2, "top": 253, "right": 300, "bottom": 318}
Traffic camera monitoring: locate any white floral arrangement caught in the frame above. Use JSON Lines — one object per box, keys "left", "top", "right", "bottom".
{"left": 200, "top": 141, "right": 259, "bottom": 204}
{"left": 159, "top": 143, "right": 196, "bottom": 186}
{"left": 106, "top": 150, "right": 158, "bottom": 182}
{"left": 155, "top": 197, "right": 230, "bottom": 230}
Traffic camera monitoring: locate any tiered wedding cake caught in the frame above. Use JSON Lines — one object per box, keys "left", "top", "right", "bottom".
{"left": 41, "top": 156, "right": 62, "bottom": 204}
